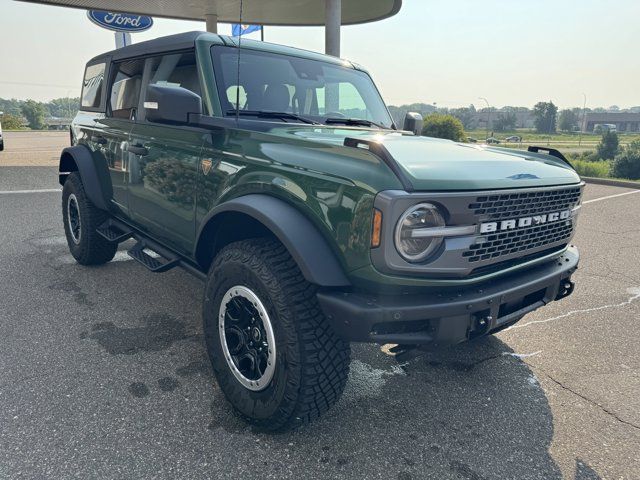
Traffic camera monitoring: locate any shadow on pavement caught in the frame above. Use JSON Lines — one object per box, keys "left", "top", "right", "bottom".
{"left": 205, "top": 336, "right": 564, "bottom": 479}
{"left": 1, "top": 233, "right": 567, "bottom": 480}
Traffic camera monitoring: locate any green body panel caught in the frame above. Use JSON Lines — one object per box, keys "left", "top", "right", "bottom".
{"left": 128, "top": 123, "right": 204, "bottom": 256}
{"left": 195, "top": 126, "right": 403, "bottom": 274}
{"left": 71, "top": 32, "right": 582, "bottom": 289}
{"left": 378, "top": 135, "right": 580, "bottom": 190}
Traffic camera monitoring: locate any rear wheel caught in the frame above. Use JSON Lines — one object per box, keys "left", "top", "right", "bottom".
{"left": 62, "top": 172, "right": 117, "bottom": 265}
{"left": 203, "top": 238, "right": 351, "bottom": 431}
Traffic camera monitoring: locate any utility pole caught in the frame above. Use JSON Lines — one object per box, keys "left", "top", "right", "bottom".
{"left": 578, "top": 93, "right": 587, "bottom": 147}
{"left": 479, "top": 97, "right": 491, "bottom": 140}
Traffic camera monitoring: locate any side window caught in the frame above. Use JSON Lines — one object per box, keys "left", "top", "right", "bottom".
{"left": 108, "top": 58, "right": 145, "bottom": 120}
{"left": 81, "top": 63, "right": 105, "bottom": 109}
{"left": 143, "top": 52, "right": 201, "bottom": 116}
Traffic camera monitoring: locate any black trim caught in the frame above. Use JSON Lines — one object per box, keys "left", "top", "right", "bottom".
{"left": 88, "top": 32, "right": 201, "bottom": 64}
{"left": 58, "top": 146, "right": 113, "bottom": 211}
{"left": 343, "top": 138, "right": 414, "bottom": 191}
{"left": 528, "top": 146, "right": 574, "bottom": 169}
{"left": 318, "top": 246, "right": 579, "bottom": 344}
{"left": 196, "top": 194, "right": 351, "bottom": 287}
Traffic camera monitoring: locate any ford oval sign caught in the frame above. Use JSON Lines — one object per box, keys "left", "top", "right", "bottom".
{"left": 87, "top": 10, "right": 153, "bottom": 33}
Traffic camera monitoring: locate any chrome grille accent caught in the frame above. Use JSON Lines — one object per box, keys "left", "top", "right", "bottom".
{"left": 463, "top": 221, "right": 574, "bottom": 263}
{"left": 469, "top": 186, "right": 582, "bottom": 221}
{"left": 464, "top": 186, "right": 581, "bottom": 263}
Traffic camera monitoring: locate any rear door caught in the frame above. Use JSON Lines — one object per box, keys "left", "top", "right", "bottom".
{"left": 127, "top": 51, "right": 205, "bottom": 256}
{"left": 96, "top": 58, "right": 145, "bottom": 215}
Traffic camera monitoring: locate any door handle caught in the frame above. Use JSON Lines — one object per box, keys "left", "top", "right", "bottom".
{"left": 93, "top": 135, "right": 107, "bottom": 145}
{"left": 128, "top": 144, "right": 149, "bottom": 156}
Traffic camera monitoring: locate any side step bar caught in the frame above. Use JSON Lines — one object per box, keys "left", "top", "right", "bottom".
{"left": 96, "top": 219, "right": 133, "bottom": 243}
{"left": 128, "top": 240, "right": 179, "bottom": 273}
{"left": 96, "top": 218, "right": 206, "bottom": 280}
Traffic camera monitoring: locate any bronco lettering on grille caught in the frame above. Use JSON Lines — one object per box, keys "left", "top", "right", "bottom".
{"left": 480, "top": 209, "right": 571, "bottom": 234}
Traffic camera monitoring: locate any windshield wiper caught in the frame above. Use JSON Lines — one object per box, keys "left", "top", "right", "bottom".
{"left": 324, "top": 117, "right": 387, "bottom": 129}
{"left": 225, "top": 110, "right": 320, "bottom": 125}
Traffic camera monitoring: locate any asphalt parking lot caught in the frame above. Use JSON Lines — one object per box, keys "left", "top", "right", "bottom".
{"left": 1, "top": 131, "right": 639, "bottom": 479}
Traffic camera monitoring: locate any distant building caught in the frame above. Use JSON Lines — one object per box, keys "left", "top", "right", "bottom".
{"left": 46, "top": 117, "right": 73, "bottom": 130}
{"left": 581, "top": 112, "right": 640, "bottom": 133}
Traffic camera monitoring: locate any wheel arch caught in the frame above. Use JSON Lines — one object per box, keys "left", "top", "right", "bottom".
{"left": 195, "top": 194, "right": 351, "bottom": 288}
{"left": 59, "top": 145, "right": 113, "bottom": 211}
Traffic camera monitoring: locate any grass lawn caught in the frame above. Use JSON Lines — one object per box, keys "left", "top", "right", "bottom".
{"left": 464, "top": 129, "right": 640, "bottom": 154}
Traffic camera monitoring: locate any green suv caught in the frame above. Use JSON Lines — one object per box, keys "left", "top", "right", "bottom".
{"left": 60, "top": 32, "right": 582, "bottom": 431}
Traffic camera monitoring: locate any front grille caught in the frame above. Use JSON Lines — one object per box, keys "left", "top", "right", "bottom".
{"left": 463, "top": 186, "right": 581, "bottom": 264}
{"left": 469, "top": 186, "right": 582, "bottom": 221}
{"left": 463, "top": 221, "right": 573, "bottom": 263}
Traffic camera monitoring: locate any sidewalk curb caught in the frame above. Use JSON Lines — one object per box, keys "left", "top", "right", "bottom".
{"left": 582, "top": 177, "right": 640, "bottom": 189}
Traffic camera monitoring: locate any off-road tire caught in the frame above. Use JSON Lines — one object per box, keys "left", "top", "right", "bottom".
{"left": 203, "top": 238, "right": 351, "bottom": 431}
{"left": 62, "top": 172, "right": 117, "bottom": 265}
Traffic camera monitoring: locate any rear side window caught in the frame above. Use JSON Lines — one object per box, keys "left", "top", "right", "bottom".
{"left": 81, "top": 63, "right": 105, "bottom": 109}
{"left": 108, "top": 58, "right": 145, "bottom": 120}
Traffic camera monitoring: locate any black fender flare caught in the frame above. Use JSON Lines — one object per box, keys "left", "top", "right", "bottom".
{"left": 196, "top": 194, "right": 351, "bottom": 287}
{"left": 59, "top": 145, "right": 113, "bottom": 211}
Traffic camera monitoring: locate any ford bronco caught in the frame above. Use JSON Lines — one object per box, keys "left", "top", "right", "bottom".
{"left": 60, "top": 32, "right": 581, "bottom": 431}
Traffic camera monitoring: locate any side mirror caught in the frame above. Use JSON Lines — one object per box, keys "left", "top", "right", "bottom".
{"left": 144, "top": 84, "right": 202, "bottom": 125}
{"left": 403, "top": 112, "right": 423, "bottom": 136}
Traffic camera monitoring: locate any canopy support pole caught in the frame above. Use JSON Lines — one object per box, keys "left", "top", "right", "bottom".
{"left": 205, "top": 13, "right": 218, "bottom": 33}
{"left": 205, "top": 1, "right": 218, "bottom": 33}
{"left": 325, "top": 0, "right": 341, "bottom": 57}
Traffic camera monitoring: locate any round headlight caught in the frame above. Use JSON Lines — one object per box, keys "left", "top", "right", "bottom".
{"left": 394, "top": 203, "right": 446, "bottom": 262}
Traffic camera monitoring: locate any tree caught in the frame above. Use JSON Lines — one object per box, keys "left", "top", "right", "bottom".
{"left": 20, "top": 100, "right": 47, "bottom": 130}
{"left": 0, "top": 113, "right": 24, "bottom": 129}
{"left": 387, "top": 103, "right": 437, "bottom": 128}
{"left": 596, "top": 131, "right": 619, "bottom": 160}
{"left": 449, "top": 105, "right": 476, "bottom": 130}
{"left": 533, "top": 101, "right": 558, "bottom": 134}
{"left": 47, "top": 97, "right": 80, "bottom": 118}
{"left": 611, "top": 140, "right": 640, "bottom": 179}
{"left": 421, "top": 113, "right": 465, "bottom": 141}
{"left": 0, "top": 98, "right": 23, "bottom": 116}
{"left": 493, "top": 112, "right": 517, "bottom": 132}
{"left": 558, "top": 109, "right": 578, "bottom": 132}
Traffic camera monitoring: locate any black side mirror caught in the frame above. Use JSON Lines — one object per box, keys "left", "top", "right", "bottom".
{"left": 144, "top": 84, "right": 202, "bottom": 125}
{"left": 403, "top": 112, "right": 423, "bottom": 136}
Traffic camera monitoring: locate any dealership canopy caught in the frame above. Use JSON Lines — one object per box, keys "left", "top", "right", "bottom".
{"left": 15, "top": 0, "right": 402, "bottom": 55}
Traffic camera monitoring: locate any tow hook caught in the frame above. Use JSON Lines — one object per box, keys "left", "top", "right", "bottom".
{"left": 555, "top": 279, "right": 575, "bottom": 300}
{"left": 476, "top": 314, "right": 492, "bottom": 333}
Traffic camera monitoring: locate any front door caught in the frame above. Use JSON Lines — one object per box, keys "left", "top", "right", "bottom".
{"left": 127, "top": 51, "right": 205, "bottom": 256}
{"left": 127, "top": 124, "right": 203, "bottom": 255}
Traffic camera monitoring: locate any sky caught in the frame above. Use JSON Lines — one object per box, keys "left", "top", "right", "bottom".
{"left": 0, "top": 0, "right": 638, "bottom": 109}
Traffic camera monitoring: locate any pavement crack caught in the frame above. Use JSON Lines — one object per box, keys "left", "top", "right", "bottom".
{"left": 505, "top": 287, "right": 640, "bottom": 331}
{"left": 541, "top": 371, "right": 640, "bottom": 432}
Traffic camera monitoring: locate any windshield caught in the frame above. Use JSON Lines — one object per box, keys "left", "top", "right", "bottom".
{"left": 211, "top": 46, "right": 395, "bottom": 129}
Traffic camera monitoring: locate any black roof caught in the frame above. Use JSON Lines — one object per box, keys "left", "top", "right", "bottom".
{"left": 87, "top": 31, "right": 212, "bottom": 64}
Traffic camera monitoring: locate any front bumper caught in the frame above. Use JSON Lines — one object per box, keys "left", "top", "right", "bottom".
{"left": 318, "top": 246, "right": 579, "bottom": 346}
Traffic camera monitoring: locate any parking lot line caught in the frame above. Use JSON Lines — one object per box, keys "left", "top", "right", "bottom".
{"left": 583, "top": 189, "right": 640, "bottom": 205}
{"left": 0, "top": 188, "right": 61, "bottom": 195}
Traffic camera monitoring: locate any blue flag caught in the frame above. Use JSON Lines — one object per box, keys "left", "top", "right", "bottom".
{"left": 232, "top": 24, "right": 262, "bottom": 37}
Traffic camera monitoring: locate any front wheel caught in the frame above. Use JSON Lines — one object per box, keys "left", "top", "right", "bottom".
{"left": 203, "top": 238, "right": 351, "bottom": 431}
